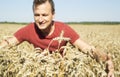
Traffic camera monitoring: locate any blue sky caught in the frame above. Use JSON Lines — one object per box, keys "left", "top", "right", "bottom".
{"left": 0, "top": 0, "right": 120, "bottom": 22}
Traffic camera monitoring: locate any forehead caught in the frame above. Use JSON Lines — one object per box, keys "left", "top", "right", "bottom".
{"left": 33, "top": 1, "right": 52, "bottom": 13}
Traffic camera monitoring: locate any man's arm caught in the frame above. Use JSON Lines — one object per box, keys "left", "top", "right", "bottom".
{"left": 0, "top": 36, "right": 19, "bottom": 49}
{"left": 73, "top": 38, "right": 114, "bottom": 77}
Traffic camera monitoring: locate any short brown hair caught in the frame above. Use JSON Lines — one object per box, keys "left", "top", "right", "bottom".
{"left": 33, "top": 0, "right": 55, "bottom": 14}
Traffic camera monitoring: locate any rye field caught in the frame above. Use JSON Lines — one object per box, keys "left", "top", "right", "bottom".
{"left": 0, "top": 23, "right": 120, "bottom": 77}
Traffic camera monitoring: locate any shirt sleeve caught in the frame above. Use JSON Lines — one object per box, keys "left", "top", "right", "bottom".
{"left": 63, "top": 24, "right": 80, "bottom": 44}
{"left": 14, "top": 22, "right": 34, "bottom": 43}
{"left": 14, "top": 26, "right": 27, "bottom": 43}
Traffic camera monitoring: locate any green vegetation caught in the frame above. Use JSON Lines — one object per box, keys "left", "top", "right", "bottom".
{"left": 0, "top": 21, "right": 28, "bottom": 25}
{"left": 66, "top": 21, "right": 120, "bottom": 25}
{"left": 0, "top": 21, "right": 120, "bottom": 25}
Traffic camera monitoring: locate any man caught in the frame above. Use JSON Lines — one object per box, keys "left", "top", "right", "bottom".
{"left": 0, "top": 0, "right": 114, "bottom": 77}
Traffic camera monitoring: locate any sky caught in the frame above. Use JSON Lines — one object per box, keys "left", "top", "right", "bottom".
{"left": 0, "top": 0, "right": 120, "bottom": 22}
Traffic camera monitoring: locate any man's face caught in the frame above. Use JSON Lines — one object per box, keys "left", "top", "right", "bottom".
{"left": 33, "top": 1, "right": 54, "bottom": 30}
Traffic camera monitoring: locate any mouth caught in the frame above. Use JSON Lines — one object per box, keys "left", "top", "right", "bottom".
{"left": 39, "top": 22, "right": 43, "bottom": 25}
{"left": 37, "top": 22, "right": 46, "bottom": 29}
{"left": 38, "top": 22, "right": 45, "bottom": 26}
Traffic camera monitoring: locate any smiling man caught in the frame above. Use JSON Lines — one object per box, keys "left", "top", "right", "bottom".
{"left": 0, "top": 0, "right": 114, "bottom": 77}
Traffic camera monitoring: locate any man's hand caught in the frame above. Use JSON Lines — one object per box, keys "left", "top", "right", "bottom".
{"left": 106, "top": 54, "right": 114, "bottom": 77}
{"left": 73, "top": 39, "right": 114, "bottom": 77}
{"left": 0, "top": 36, "right": 19, "bottom": 49}
{"left": 91, "top": 48, "right": 114, "bottom": 77}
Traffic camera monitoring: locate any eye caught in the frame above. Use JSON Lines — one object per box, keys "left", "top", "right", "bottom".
{"left": 34, "top": 14, "right": 40, "bottom": 16}
{"left": 42, "top": 14, "right": 48, "bottom": 16}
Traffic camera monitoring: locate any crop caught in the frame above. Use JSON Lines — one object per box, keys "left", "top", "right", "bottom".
{"left": 0, "top": 24, "right": 120, "bottom": 77}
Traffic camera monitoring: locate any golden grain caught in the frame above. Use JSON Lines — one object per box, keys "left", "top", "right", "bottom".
{"left": 0, "top": 24, "right": 120, "bottom": 77}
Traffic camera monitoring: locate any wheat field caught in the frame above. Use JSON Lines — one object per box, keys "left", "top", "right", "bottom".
{"left": 0, "top": 24, "right": 120, "bottom": 77}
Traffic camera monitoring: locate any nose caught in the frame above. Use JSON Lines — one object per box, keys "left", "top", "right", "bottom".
{"left": 39, "top": 16, "right": 44, "bottom": 22}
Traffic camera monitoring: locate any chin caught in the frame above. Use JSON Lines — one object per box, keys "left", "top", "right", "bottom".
{"left": 38, "top": 26, "right": 47, "bottom": 30}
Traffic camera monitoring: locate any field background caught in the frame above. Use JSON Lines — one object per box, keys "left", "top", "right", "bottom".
{"left": 0, "top": 23, "right": 120, "bottom": 77}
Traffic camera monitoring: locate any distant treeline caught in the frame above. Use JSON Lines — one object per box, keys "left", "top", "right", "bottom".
{"left": 0, "top": 21, "right": 120, "bottom": 25}
{"left": 0, "top": 21, "right": 28, "bottom": 25}
{"left": 66, "top": 21, "right": 120, "bottom": 25}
